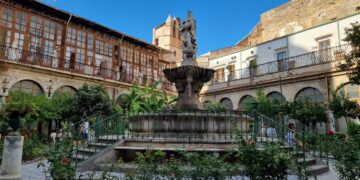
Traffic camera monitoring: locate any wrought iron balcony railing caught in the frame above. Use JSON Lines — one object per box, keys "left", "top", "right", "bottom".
{"left": 0, "top": 45, "right": 173, "bottom": 91}
{"left": 211, "top": 44, "right": 351, "bottom": 84}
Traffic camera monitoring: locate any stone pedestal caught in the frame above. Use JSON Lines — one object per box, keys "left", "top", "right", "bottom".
{"left": 0, "top": 136, "right": 24, "bottom": 180}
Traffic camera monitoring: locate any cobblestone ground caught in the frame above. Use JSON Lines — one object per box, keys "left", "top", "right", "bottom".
{"left": 19, "top": 160, "right": 339, "bottom": 180}
{"left": 22, "top": 160, "right": 47, "bottom": 180}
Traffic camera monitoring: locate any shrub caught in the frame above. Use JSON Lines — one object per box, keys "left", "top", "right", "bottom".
{"left": 204, "top": 102, "right": 226, "bottom": 112}
{"left": 38, "top": 137, "right": 75, "bottom": 180}
{"left": 347, "top": 122, "right": 360, "bottom": 136}
{"left": 23, "top": 135, "right": 47, "bottom": 161}
{"left": 238, "top": 143, "right": 292, "bottom": 179}
{"left": 329, "top": 138, "right": 360, "bottom": 180}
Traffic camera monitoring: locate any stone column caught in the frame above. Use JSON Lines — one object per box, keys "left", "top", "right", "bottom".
{"left": 0, "top": 136, "right": 24, "bottom": 180}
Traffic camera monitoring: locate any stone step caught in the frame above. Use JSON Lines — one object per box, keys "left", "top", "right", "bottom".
{"left": 307, "top": 164, "right": 329, "bottom": 175}
{"left": 87, "top": 142, "right": 112, "bottom": 148}
{"left": 72, "top": 153, "right": 91, "bottom": 161}
{"left": 296, "top": 157, "right": 316, "bottom": 165}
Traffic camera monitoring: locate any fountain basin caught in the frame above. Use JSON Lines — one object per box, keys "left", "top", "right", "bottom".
{"left": 128, "top": 112, "right": 251, "bottom": 134}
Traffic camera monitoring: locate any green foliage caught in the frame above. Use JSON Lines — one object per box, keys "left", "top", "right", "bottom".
{"left": 338, "top": 22, "right": 360, "bottom": 84}
{"left": 347, "top": 122, "right": 360, "bottom": 136}
{"left": 247, "top": 89, "right": 286, "bottom": 118}
{"left": 238, "top": 143, "right": 292, "bottom": 180}
{"left": 329, "top": 89, "right": 358, "bottom": 118}
{"left": 69, "top": 84, "right": 114, "bottom": 122}
{"left": 0, "top": 91, "right": 39, "bottom": 129}
{"left": 38, "top": 137, "right": 75, "bottom": 180}
{"left": 204, "top": 102, "right": 226, "bottom": 112}
{"left": 285, "top": 100, "right": 327, "bottom": 126}
{"left": 121, "top": 81, "right": 176, "bottom": 112}
{"left": 23, "top": 135, "right": 47, "bottom": 161}
{"left": 0, "top": 91, "right": 73, "bottom": 132}
{"left": 329, "top": 137, "right": 360, "bottom": 180}
{"left": 129, "top": 151, "right": 235, "bottom": 179}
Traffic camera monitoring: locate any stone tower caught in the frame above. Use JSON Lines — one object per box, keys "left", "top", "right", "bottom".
{"left": 153, "top": 15, "right": 183, "bottom": 63}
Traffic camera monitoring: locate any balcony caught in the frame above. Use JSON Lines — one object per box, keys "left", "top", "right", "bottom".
{"left": 0, "top": 45, "right": 174, "bottom": 91}
{"left": 206, "top": 44, "right": 351, "bottom": 92}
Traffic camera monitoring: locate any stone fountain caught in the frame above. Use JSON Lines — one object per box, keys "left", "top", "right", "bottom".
{"left": 163, "top": 11, "right": 215, "bottom": 110}
{"left": 116, "top": 11, "right": 250, "bottom": 161}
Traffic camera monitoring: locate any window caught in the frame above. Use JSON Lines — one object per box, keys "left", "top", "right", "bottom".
{"left": 319, "top": 39, "right": 330, "bottom": 50}
{"left": 77, "top": 31, "right": 86, "bottom": 48}
{"left": 1, "top": 7, "right": 13, "bottom": 28}
{"left": 43, "top": 20, "right": 55, "bottom": 40}
{"left": 267, "top": 92, "right": 286, "bottom": 102}
{"left": 10, "top": 80, "right": 43, "bottom": 95}
{"left": 53, "top": 86, "right": 76, "bottom": 96}
{"left": 140, "top": 52, "right": 146, "bottom": 65}
{"left": 56, "top": 25, "right": 63, "bottom": 46}
{"left": 104, "top": 43, "right": 112, "bottom": 56}
{"left": 76, "top": 48, "right": 85, "bottom": 64}
{"left": 120, "top": 46, "right": 126, "bottom": 61}
{"left": 277, "top": 51, "right": 288, "bottom": 71}
{"left": 154, "top": 38, "right": 159, "bottom": 46}
{"left": 214, "top": 68, "right": 224, "bottom": 82}
{"left": 43, "top": 40, "right": 54, "bottom": 63}
{"left": 13, "top": 32, "right": 25, "bottom": 50}
{"left": 66, "top": 28, "right": 76, "bottom": 46}
{"left": 227, "top": 64, "right": 235, "bottom": 80}
{"left": 0, "top": 29, "right": 11, "bottom": 46}
{"left": 95, "top": 40, "right": 104, "bottom": 54}
{"left": 318, "top": 39, "right": 331, "bottom": 62}
{"left": 134, "top": 50, "right": 139, "bottom": 64}
{"left": 29, "top": 36, "right": 41, "bottom": 53}
{"left": 87, "top": 33, "right": 94, "bottom": 50}
{"left": 30, "top": 16, "right": 42, "bottom": 36}
{"left": 15, "top": 11, "right": 27, "bottom": 31}
{"left": 220, "top": 98, "right": 233, "bottom": 110}
{"left": 277, "top": 51, "right": 287, "bottom": 60}
{"left": 239, "top": 95, "right": 255, "bottom": 109}
{"left": 295, "top": 87, "right": 324, "bottom": 103}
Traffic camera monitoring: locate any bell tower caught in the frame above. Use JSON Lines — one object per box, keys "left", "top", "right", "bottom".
{"left": 153, "top": 15, "right": 183, "bottom": 62}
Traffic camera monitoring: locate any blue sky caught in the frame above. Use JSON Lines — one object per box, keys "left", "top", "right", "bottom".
{"left": 41, "top": 0, "right": 288, "bottom": 55}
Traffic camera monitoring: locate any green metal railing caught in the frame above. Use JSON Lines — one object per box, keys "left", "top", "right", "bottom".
{"left": 60, "top": 112, "right": 127, "bottom": 167}
{"left": 58, "top": 109, "right": 332, "bottom": 170}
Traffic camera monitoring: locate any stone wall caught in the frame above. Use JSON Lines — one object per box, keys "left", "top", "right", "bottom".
{"left": 212, "top": 0, "right": 360, "bottom": 59}
{"left": 153, "top": 16, "right": 183, "bottom": 63}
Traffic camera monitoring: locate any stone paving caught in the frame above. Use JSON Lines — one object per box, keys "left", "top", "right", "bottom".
{"left": 18, "top": 160, "right": 339, "bottom": 180}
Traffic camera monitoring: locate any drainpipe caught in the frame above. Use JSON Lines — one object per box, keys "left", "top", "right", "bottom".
{"left": 67, "top": 14, "right": 73, "bottom": 25}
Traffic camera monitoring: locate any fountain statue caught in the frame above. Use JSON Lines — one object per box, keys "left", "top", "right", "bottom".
{"left": 163, "top": 11, "right": 215, "bottom": 110}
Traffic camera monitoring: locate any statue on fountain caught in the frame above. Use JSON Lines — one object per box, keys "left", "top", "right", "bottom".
{"left": 179, "top": 11, "right": 197, "bottom": 65}
{"left": 163, "top": 11, "right": 215, "bottom": 110}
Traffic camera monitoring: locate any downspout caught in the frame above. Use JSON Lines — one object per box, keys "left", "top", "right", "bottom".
{"left": 67, "top": 14, "right": 73, "bottom": 25}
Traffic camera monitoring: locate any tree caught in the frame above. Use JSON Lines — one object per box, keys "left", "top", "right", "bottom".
{"left": 329, "top": 89, "right": 358, "bottom": 123}
{"left": 338, "top": 22, "right": 360, "bottom": 84}
{"left": 121, "top": 81, "right": 176, "bottom": 113}
{"left": 68, "top": 84, "right": 114, "bottom": 122}
{"left": 285, "top": 100, "right": 327, "bottom": 127}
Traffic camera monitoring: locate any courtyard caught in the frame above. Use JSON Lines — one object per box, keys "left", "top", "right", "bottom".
{"left": 1, "top": 0, "right": 360, "bottom": 179}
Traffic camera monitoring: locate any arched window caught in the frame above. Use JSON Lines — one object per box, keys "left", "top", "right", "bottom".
{"left": 116, "top": 94, "right": 129, "bottom": 107}
{"left": 295, "top": 87, "right": 324, "bottom": 103}
{"left": 267, "top": 92, "right": 286, "bottom": 102}
{"left": 238, "top": 95, "right": 255, "bottom": 109}
{"left": 343, "top": 84, "right": 360, "bottom": 102}
{"left": 220, "top": 98, "right": 233, "bottom": 110}
{"left": 53, "top": 86, "right": 76, "bottom": 96}
{"left": 10, "top": 80, "right": 43, "bottom": 95}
